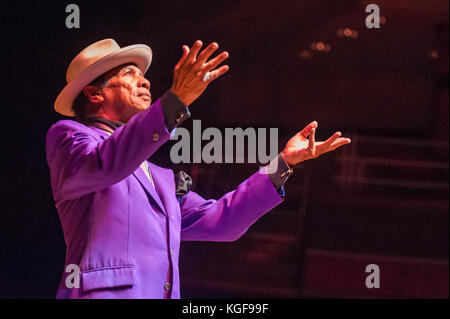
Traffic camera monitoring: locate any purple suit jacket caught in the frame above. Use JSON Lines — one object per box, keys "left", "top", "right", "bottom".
{"left": 46, "top": 98, "right": 284, "bottom": 299}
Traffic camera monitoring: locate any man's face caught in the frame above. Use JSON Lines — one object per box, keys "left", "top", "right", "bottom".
{"left": 100, "top": 64, "right": 151, "bottom": 122}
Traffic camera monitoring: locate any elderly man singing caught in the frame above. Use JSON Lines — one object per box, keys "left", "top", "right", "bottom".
{"left": 46, "top": 38, "right": 350, "bottom": 299}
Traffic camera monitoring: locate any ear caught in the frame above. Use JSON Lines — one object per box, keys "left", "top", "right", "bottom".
{"left": 82, "top": 85, "right": 104, "bottom": 104}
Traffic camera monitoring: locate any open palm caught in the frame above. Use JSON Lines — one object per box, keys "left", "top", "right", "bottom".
{"left": 281, "top": 121, "right": 351, "bottom": 166}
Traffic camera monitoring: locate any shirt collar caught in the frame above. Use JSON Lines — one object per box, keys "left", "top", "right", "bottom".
{"left": 84, "top": 117, "right": 125, "bottom": 133}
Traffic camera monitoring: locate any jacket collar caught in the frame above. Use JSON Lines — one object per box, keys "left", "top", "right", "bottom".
{"left": 84, "top": 117, "right": 125, "bottom": 134}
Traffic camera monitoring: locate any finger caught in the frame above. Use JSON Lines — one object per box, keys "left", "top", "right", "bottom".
{"left": 203, "top": 65, "right": 229, "bottom": 83}
{"left": 196, "top": 42, "right": 219, "bottom": 65}
{"left": 319, "top": 131, "right": 341, "bottom": 149}
{"left": 185, "top": 40, "right": 203, "bottom": 64}
{"left": 200, "top": 51, "right": 229, "bottom": 74}
{"left": 308, "top": 127, "right": 316, "bottom": 156}
{"left": 329, "top": 138, "right": 351, "bottom": 150}
{"left": 174, "top": 45, "right": 190, "bottom": 71}
{"left": 299, "top": 121, "right": 318, "bottom": 138}
{"left": 319, "top": 138, "right": 351, "bottom": 154}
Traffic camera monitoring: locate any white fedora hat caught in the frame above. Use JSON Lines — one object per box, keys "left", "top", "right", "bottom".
{"left": 54, "top": 38, "right": 152, "bottom": 116}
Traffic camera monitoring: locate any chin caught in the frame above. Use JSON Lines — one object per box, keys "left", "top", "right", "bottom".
{"left": 123, "top": 106, "right": 147, "bottom": 123}
{"left": 135, "top": 104, "right": 150, "bottom": 114}
{"left": 135, "top": 102, "right": 150, "bottom": 111}
{"left": 140, "top": 103, "right": 151, "bottom": 111}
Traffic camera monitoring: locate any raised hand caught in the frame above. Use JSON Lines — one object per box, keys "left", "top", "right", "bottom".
{"left": 281, "top": 121, "right": 351, "bottom": 166}
{"left": 170, "top": 40, "right": 229, "bottom": 106}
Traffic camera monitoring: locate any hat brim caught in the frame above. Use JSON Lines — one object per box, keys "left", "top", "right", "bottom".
{"left": 54, "top": 44, "right": 153, "bottom": 117}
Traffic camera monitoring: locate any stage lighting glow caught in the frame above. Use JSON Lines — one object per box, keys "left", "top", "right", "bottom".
{"left": 428, "top": 50, "right": 439, "bottom": 59}
{"left": 299, "top": 49, "right": 313, "bottom": 59}
{"left": 344, "top": 28, "right": 352, "bottom": 37}
{"left": 316, "top": 42, "right": 325, "bottom": 51}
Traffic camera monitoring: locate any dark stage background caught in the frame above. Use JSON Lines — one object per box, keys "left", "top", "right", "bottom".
{"left": 0, "top": 0, "right": 448, "bottom": 298}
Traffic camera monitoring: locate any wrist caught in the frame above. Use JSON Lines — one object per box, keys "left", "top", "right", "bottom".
{"left": 281, "top": 150, "right": 295, "bottom": 167}
{"left": 170, "top": 88, "right": 189, "bottom": 106}
{"left": 161, "top": 90, "right": 191, "bottom": 131}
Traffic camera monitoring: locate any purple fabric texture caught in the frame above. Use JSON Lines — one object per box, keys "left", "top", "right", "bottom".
{"left": 46, "top": 98, "right": 284, "bottom": 299}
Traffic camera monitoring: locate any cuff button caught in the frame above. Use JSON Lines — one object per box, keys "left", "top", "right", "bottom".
{"left": 176, "top": 113, "right": 184, "bottom": 122}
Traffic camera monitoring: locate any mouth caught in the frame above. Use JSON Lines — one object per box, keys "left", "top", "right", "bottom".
{"left": 138, "top": 93, "right": 152, "bottom": 101}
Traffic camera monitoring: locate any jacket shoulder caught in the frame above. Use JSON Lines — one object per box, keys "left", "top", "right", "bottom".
{"left": 46, "top": 119, "right": 100, "bottom": 143}
{"left": 47, "top": 119, "right": 91, "bottom": 135}
{"left": 45, "top": 119, "right": 98, "bottom": 165}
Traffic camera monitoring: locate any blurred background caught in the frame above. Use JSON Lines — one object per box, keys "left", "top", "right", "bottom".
{"left": 0, "top": 0, "right": 448, "bottom": 298}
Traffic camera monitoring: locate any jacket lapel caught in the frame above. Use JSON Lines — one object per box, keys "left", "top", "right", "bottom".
{"left": 93, "top": 128, "right": 168, "bottom": 216}
{"left": 132, "top": 167, "right": 167, "bottom": 216}
{"left": 148, "top": 163, "right": 175, "bottom": 218}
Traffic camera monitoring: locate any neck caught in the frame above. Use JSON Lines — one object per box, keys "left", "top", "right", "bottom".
{"left": 87, "top": 108, "right": 123, "bottom": 122}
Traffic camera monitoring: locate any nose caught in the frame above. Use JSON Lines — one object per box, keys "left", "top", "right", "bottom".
{"left": 138, "top": 76, "right": 150, "bottom": 90}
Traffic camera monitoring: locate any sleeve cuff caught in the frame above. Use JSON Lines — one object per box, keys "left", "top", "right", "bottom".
{"left": 268, "top": 153, "right": 294, "bottom": 191}
{"left": 160, "top": 90, "right": 191, "bottom": 131}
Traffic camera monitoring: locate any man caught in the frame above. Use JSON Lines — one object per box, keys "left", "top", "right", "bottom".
{"left": 46, "top": 38, "right": 350, "bottom": 299}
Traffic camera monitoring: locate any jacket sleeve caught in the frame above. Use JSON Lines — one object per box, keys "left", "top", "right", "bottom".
{"left": 46, "top": 98, "right": 170, "bottom": 204}
{"left": 179, "top": 166, "right": 284, "bottom": 242}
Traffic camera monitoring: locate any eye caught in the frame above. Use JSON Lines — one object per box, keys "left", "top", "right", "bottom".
{"left": 125, "top": 70, "right": 133, "bottom": 76}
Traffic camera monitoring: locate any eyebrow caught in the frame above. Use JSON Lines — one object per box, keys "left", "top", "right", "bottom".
{"left": 122, "top": 65, "right": 143, "bottom": 77}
